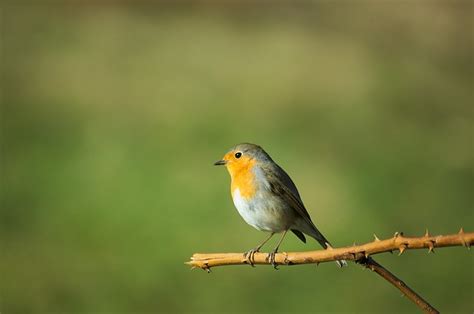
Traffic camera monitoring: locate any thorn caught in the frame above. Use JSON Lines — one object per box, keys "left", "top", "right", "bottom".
{"left": 373, "top": 234, "right": 380, "bottom": 241}
{"left": 458, "top": 227, "right": 468, "bottom": 248}
{"left": 364, "top": 251, "right": 370, "bottom": 258}
{"left": 394, "top": 231, "right": 403, "bottom": 238}
{"left": 398, "top": 244, "right": 407, "bottom": 256}
{"left": 352, "top": 242, "right": 357, "bottom": 247}
{"left": 426, "top": 240, "right": 435, "bottom": 253}
{"left": 459, "top": 227, "right": 471, "bottom": 249}
{"left": 202, "top": 263, "right": 212, "bottom": 273}
{"left": 326, "top": 243, "right": 334, "bottom": 250}
{"left": 424, "top": 228, "right": 430, "bottom": 237}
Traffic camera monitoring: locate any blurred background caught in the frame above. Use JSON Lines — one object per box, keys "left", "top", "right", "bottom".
{"left": 1, "top": 1, "right": 473, "bottom": 313}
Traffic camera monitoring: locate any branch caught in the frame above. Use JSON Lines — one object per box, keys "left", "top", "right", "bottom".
{"left": 358, "top": 257, "right": 439, "bottom": 314}
{"left": 187, "top": 229, "right": 472, "bottom": 269}
{"left": 187, "top": 229, "right": 472, "bottom": 313}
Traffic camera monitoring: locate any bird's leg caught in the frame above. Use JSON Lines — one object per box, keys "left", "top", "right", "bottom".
{"left": 266, "top": 230, "right": 288, "bottom": 269}
{"left": 244, "top": 232, "right": 274, "bottom": 266}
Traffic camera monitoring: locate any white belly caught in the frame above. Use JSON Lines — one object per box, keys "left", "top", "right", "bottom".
{"left": 232, "top": 188, "right": 291, "bottom": 232}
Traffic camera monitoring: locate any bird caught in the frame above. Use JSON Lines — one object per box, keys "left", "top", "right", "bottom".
{"left": 214, "top": 143, "right": 347, "bottom": 268}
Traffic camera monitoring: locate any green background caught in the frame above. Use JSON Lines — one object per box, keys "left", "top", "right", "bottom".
{"left": 2, "top": 2, "right": 473, "bottom": 313}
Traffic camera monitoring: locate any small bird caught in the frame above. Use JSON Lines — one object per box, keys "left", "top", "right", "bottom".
{"left": 215, "top": 143, "right": 347, "bottom": 268}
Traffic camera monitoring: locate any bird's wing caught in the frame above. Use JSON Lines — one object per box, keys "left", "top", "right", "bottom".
{"left": 264, "top": 164, "right": 314, "bottom": 224}
{"left": 264, "top": 164, "right": 334, "bottom": 249}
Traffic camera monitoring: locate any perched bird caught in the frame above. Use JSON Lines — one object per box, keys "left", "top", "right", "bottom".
{"left": 214, "top": 143, "right": 347, "bottom": 268}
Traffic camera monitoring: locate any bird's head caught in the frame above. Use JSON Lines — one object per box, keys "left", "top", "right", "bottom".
{"left": 214, "top": 143, "right": 272, "bottom": 178}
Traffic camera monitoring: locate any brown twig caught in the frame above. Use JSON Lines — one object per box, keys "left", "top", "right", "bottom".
{"left": 359, "top": 257, "right": 439, "bottom": 314}
{"left": 187, "top": 229, "right": 472, "bottom": 269}
{"left": 187, "top": 229, "right": 472, "bottom": 313}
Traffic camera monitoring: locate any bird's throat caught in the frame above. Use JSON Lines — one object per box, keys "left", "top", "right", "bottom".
{"left": 229, "top": 159, "right": 257, "bottom": 199}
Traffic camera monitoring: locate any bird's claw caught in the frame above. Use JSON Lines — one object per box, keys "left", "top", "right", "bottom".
{"left": 243, "top": 248, "right": 259, "bottom": 267}
{"left": 266, "top": 250, "right": 279, "bottom": 269}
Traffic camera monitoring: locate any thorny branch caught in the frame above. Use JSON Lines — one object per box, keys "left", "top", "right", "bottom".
{"left": 358, "top": 256, "right": 438, "bottom": 313}
{"left": 187, "top": 229, "right": 472, "bottom": 269}
{"left": 187, "top": 229, "right": 472, "bottom": 313}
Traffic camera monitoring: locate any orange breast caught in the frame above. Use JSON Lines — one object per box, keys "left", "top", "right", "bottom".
{"left": 228, "top": 157, "right": 257, "bottom": 199}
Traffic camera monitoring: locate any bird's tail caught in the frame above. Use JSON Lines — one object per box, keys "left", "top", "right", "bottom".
{"left": 308, "top": 225, "right": 347, "bottom": 267}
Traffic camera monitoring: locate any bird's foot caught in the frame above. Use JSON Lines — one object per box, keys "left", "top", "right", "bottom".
{"left": 266, "top": 249, "right": 279, "bottom": 269}
{"left": 243, "top": 248, "right": 260, "bottom": 267}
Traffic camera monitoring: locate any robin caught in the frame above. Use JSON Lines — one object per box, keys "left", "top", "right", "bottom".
{"left": 214, "top": 143, "right": 347, "bottom": 268}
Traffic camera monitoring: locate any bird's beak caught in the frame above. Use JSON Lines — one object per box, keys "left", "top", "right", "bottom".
{"left": 214, "top": 159, "right": 227, "bottom": 166}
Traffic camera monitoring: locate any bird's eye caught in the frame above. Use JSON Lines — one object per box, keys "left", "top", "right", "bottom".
{"left": 235, "top": 152, "right": 242, "bottom": 159}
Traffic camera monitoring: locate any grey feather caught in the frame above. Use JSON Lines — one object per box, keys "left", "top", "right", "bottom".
{"left": 291, "top": 229, "right": 306, "bottom": 243}
{"left": 264, "top": 163, "right": 332, "bottom": 249}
